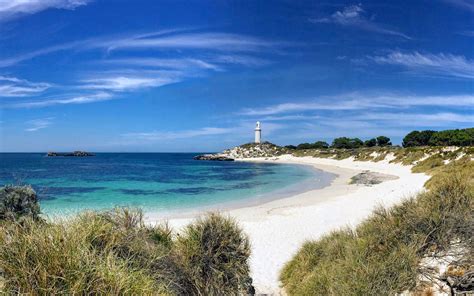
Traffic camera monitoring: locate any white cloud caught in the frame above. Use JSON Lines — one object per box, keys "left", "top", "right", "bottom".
{"left": 11, "top": 92, "right": 112, "bottom": 108}
{"left": 24, "top": 117, "right": 53, "bottom": 131}
{"left": 353, "top": 112, "right": 474, "bottom": 126}
{"left": 80, "top": 76, "right": 179, "bottom": 92}
{"left": 100, "top": 32, "right": 280, "bottom": 53}
{"left": 0, "top": 0, "right": 90, "bottom": 21}
{"left": 213, "top": 55, "right": 271, "bottom": 67}
{"left": 239, "top": 93, "right": 474, "bottom": 116}
{"left": 371, "top": 51, "right": 474, "bottom": 79}
{"left": 442, "top": 0, "right": 474, "bottom": 11}
{"left": 0, "top": 31, "right": 282, "bottom": 68}
{"left": 0, "top": 75, "right": 51, "bottom": 97}
{"left": 311, "top": 4, "right": 411, "bottom": 39}
{"left": 103, "top": 58, "right": 221, "bottom": 71}
{"left": 122, "top": 127, "right": 234, "bottom": 141}
{"left": 239, "top": 100, "right": 373, "bottom": 116}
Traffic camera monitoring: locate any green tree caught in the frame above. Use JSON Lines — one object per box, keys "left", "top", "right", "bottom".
{"left": 402, "top": 130, "right": 436, "bottom": 147}
{"left": 296, "top": 143, "right": 313, "bottom": 150}
{"left": 364, "top": 138, "right": 377, "bottom": 147}
{"left": 332, "top": 137, "right": 364, "bottom": 149}
{"left": 313, "top": 141, "right": 329, "bottom": 149}
{"left": 376, "top": 136, "right": 392, "bottom": 146}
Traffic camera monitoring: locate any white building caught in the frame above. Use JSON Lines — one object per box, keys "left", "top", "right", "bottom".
{"left": 255, "top": 121, "right": 261, "bottom": 143}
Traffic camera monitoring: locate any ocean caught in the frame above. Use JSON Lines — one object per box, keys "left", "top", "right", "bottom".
{"left": 0, "top": 153, "right": 335, "bottom": 216}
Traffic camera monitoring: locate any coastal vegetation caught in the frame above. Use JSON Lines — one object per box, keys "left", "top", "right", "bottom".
{"left": 0, "top": 193, "right": 253, "bottom": 295}
{"left": 403, "top": 128, "right": 474, "bottom": 147}
{"left": 285, "top": 128, "right": 474, "bottom": 151}
{"left": 286, "top": 136, "right": 392, "bottom": 150}
{"left": 280, "top": 139, "right": 474, "bottom": 294}
{"left": 280, "top": 174, "right": 473, "bottom": 295}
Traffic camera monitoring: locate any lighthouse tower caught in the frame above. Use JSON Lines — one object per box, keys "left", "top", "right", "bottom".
{"left": 255, "top": 121, "right": 262, "bottom": 144}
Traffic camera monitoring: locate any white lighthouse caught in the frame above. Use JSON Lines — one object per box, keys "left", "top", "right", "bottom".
{"left": 255, "top": 121, "right": 262, "bottom": 144}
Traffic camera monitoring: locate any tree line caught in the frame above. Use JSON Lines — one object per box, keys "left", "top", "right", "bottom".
{"left": 285, "top": 127, "right": 474, "bottom": 150}
{"left": 286, "top": 136, "right": 391, "bottom": 150}
{"left": 402, "top": 128, "right": 474, "bottom": 147}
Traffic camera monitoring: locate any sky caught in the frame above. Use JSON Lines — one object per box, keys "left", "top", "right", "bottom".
{"left": 0, "top": 0, "right": 473, "bottom": 152}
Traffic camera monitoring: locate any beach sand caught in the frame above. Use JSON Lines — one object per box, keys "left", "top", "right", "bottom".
{"left": 146, "top": 155, "right": 430, "bottom": 295}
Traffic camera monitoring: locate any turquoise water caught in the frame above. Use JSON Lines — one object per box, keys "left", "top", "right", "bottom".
{"left": 0, "top": 153, "right": 335, "bottom": 216}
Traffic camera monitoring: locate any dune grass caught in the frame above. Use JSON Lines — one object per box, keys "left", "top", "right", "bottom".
{"left": 280, "top": 174, "right": 474, "bottom": 295}
{"left": 0, "top": 209, "right": 253, "bottom": 295}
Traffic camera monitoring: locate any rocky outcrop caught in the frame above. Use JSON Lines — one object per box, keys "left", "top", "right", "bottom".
{"left": 47, "top": 151, "right": 95, "bottom": 157}
{"left": 194, "top": 142, "right": 288, "bottom": 161}
{"left": 223, "top": 142, "right": 289, "bottom": 159}
{"left": 193, "top": 154, "right": 234, "bottom": 161}
{"left": 350, "top": 171, "right": 399, "bottom": 186}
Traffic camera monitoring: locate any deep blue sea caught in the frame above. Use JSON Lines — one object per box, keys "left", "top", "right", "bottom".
{"left": 0, "top": 153, "right": 334, "bottom": 216}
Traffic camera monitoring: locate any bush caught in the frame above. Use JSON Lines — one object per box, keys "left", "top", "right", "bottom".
{"left": 402, "top": 130, "right": 437, "bottom": 147}
{"left": 281, "top": 174, "right": 474, "bottom": 295}
{"left": 0, "top": 209, "right": 253, "bottom": 295}
{"left": 376, "top": 136, "right": 392, "bottom": 146}
{"left": 331, "top": 137, "right": 364, "bottom": 149}
{"left": 295, "top": 141, "right": 329, "bottom": 150}
{"left": 175, "top": 213, "right": 253, "bottom": 295}
{"left": 0, "top": 185, "right": 41, "bottom": 222}
{"left": 364, "top": 138, "right": 377, "bottom": 147}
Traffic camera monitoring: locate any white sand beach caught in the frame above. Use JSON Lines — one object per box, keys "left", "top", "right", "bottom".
{"left": 148, "top": 155, "right": 431, "bottom": 295}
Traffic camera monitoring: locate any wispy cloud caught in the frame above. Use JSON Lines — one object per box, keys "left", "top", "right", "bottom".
{"left": 240, "top": 93, "right": 474, "bottom": 116}
{"left": 442, "top": 0, "right": 474, "bottom": 11}
{"left": 371, "top": 51, "right": 474, "bottom": 79}
{"left": 80, "top": 76, "right": 179, "bottom": 92}
{"left": 458, "top": 30, "right": 474, "bottom": 37}
{"left": 100, "top": 32, "right": 281, "bottom": 53}
{"left": 24, "top": 117, "right": 54, "bottom": 131}
{"left": 0, "top": 0, "right": 91, "bottom": 22}
{"left": 213, "top": 55, "right": 271, "bottom": 67}
{"left": 10, "top": 92, "right": 112, "bottom": 108}
{"left": 310, "top": 4, "right": 411, "bottom": 39}
{"left": 0, "top": 75, "right": 51, "bottom": 97}
{"left": 0, "top": 31, "right": 283, "bottom": 68}
{"left": 122, "top": 127, "right": 234, "bottom": 141}
{"left": 353, "top": 112, "right": 474, "bottom": 126}
{"left": 102, "top": 58, "right": 221, "bottom": 71}
{"left": 239, "top": 100, "right": 371, "bottom": 116}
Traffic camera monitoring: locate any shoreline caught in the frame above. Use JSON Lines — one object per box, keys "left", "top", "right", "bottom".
{"left": 142, "top": 162, "right": 336, "bottom": 220}
{"left": 154, "top": 155, "right": 430, "bottom": 294}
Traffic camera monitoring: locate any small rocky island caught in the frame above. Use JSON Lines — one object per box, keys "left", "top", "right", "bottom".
{"left": 47, "top": 151, "right": 95, "bottom": 157}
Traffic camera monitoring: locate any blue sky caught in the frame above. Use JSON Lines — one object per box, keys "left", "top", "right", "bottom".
{"left": 0, "top": 0, "right": 473, "bottom": 152}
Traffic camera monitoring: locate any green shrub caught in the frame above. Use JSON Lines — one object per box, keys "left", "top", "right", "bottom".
{"left": 281, "top": 174, "right": 474, "bottom": 295}
{"left": 0, "top": 185, "right": 41, "bottom": 222}
{"left": 175, "top": 213, "right": 253, "bottom": 295}
{"left": 0, "top": 209, "right": 253, "bottom": 295}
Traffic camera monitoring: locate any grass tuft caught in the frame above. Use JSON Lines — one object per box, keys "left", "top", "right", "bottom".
{"left": 0, "top": 209, "right": 253, "bottom": 295}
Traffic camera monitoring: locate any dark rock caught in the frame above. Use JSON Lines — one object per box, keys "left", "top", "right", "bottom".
{"left": 441, "top": 270, "right": 474, "bottom": 294}
{"left": 47, "top": 151, "right": 95, "bottom": 157}
{"left": 193, "top": 154, "right": 234, "bottom": 161}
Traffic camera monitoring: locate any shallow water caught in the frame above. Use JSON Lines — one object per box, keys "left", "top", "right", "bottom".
{"left": 0, "top": 153, "right": 335, "bottom": 216}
